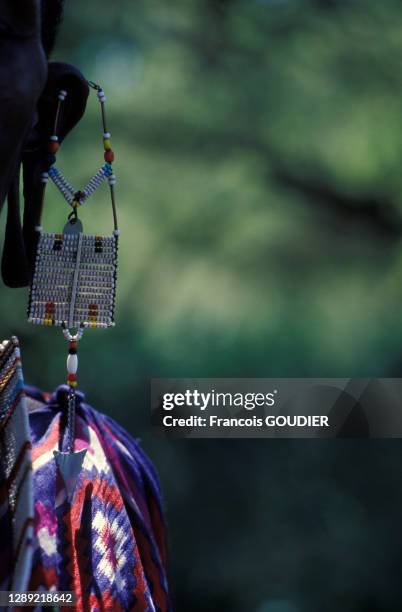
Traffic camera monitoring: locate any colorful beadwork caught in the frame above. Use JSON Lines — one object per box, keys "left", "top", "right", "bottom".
{"left": 48, "top": 162, "right": 114, "bottom": 206}
{"left": 28, "top": 232, "right": 118, "bottom": 329}
{"left": 27, "top": 81, "right": 120, "bottom": 505}
{"left": 28, "top": 80, "right": 119, "bottom": 332}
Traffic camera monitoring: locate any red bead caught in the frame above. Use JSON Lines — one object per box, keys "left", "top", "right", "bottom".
{"left": 104, "top": 149, "right": 115, "bottom": 163}
{"left": 67, "top": 373, "right": 77, "bottom": 382}
{"left": 48, "top": 140, "right": 60, "bottom": 153}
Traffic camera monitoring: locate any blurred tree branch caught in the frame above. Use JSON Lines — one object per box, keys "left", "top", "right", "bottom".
{"left": 273, "top": 166, "right": 402, "bottom": 241}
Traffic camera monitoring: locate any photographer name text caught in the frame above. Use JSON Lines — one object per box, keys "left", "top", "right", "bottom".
{"left": 161, "top": 390, "right": 329, "bottom": 428}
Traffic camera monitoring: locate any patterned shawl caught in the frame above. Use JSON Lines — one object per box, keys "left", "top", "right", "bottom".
{"left": 1, "top": 342, "right": 171, "bottom": 611}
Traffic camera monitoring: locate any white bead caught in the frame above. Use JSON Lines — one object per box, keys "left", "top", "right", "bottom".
{"left": 67, "top": 353, "right": 78, "bottom": 374}
{"left": 103, "top": 132, "right": 111, "bottom": 139}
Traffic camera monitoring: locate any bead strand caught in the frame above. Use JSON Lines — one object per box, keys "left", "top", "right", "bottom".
{"left": 62, "top": 325, "right": 84, "bottom": 388}
{"left": 54, "top": 90, "right": 67, "bottom": 134}
{"left": 66, "top": 390, "right": 76, "bottom": 454}
{"left": 103, "top": 132, "right": 114, "bottom": 163}
{"left": 63, "top": 322, "right": 83, "bottom": 454}
{"left": 67, "top": 339, "right": 78, "bottom": 388}
{"left": 62, "top": 325, "right": 84, "bottom": 342}
{"left": 43, "top": 82, "right": 120, "bottom": 229}
{"left": 82, "top": 163, "right": 111, "bottom": 199}
{"left": 94, "top": 85, "right": 118, "bottom": 232}
{"left": 35, "top": 92, "right": 65, "bottom": 228}
{"left": 48, "top": 166, "right": 75, "bottom": 204}
{"left": 48, "top": 89, "right": 67, "bottom": 154}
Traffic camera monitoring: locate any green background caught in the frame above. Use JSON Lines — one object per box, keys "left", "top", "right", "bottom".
{"left": 2, "top": 1, "right": 402, "bottom": 610}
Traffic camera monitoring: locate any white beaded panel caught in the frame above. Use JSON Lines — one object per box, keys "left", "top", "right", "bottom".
{"left": 28, "top": 232, "right": 118, "bottom": 329}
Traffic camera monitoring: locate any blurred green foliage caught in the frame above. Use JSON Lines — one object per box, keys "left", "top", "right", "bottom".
{"left": 2, "top": 1, "right": 402, "bottom": 610}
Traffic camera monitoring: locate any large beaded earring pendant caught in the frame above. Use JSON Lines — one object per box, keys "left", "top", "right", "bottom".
{"left": 27, "top": 81, "right": 120, "bottom": 503}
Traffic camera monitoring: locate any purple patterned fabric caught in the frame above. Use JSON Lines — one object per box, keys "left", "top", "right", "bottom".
{"left": 25, "top": 384, "right": 171, "bottom": 611}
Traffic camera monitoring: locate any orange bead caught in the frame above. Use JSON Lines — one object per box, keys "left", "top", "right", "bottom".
{"left": 48, "top": 140, "right": 60, "bottom": 153}
{"left": 104, "top": 149, "right": 115, "bottom": 163}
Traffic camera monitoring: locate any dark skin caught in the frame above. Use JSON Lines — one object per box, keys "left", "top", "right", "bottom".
{"left": 0, "top": 1, "right": 46, "bottom": 203}
{"left": 0, "top": 0, "right": 89, "bottom": 288}
{"left": 0, "top": 0, "right": 46, "bottom": 285}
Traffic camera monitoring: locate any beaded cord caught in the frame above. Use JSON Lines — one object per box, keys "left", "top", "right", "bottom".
{"left": 66, "top": 391, "right": 76, "bottom": 453}
{"left": 89, "top": 81, "right": 119, "bottom": 231}
{"left": 49, "top": 162, "right": 114, "bottom": 206}
{"left": 40, "top": 81, "right": 118, "bottom": 232}
{"left": 48, "top": 166, "right": 75, "bottom": 203}
{"left": 63, "top": 327, "right": 82, "bottom": 454}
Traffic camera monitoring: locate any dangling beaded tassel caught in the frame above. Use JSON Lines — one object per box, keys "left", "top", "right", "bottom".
{"left": 54, "top": 324, "right": 86, "bottom": 502}
{"left": 66, "top": 338, "right": 78, "bottom": 452}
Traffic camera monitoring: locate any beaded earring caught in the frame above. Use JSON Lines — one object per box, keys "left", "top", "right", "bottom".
{"left": 27, "top": 82, "right": 120, "bottom": 501}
